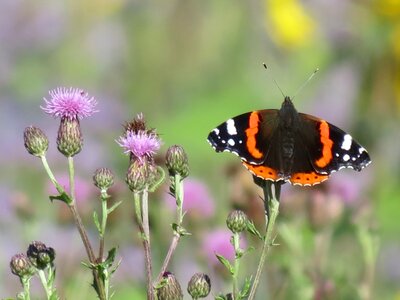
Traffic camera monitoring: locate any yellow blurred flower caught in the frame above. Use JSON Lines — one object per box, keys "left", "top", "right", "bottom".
{"left": 265, "top": 0, "right": 316, "bottom": 49}
{"left": 373, "top": 0, "right": 400, "bottom": 19}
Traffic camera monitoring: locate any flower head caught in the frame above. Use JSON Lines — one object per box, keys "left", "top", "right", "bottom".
{"left": 10, "top": 253, "right": 35, "bottom": 279}
{"left": 42, "top": 87, "right": 98, "bottom": 120}
{"left": 23, "top": 126, "right": 49, "bottom": 157}
{"left": 156, "top": 272, "right": 183, "bottom": 300}
{"left": 26, "top": 241, "right": 55, "bottom": 270}
{"left": 117, "top": 130, "right": 161, "bottom": 161}
{"left": 187, "top": 273, "right": 211, "bottom": 299}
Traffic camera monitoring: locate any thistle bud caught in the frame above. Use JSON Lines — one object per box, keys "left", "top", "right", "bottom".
{"left": 226, "top": 210, "right": 248, "bottom": 233}
{"left": 156, "top": 272, "right": 183, "bottom": 300}
{"left": 93, "top": 168, "right": 114, "bottom": 191}
{"left": 24, "top": 126, "right": 49, "bottom": 157}
{"left": 187, "top": 273, "right": 211, "bottom": 299}
{"left": 10, "top": 254, "right": 35, "bottom": 278}
{"left": 165, "top": 145, "right": 189, "bottom": 179}
{"left": 27, "top": 241, "right": 55, "bottom": 270}
{"left": 57, "top": 117, "right": 83, "bottom": 157}
{"left": 126, "top": 160, "right": 158, "bottom": 192}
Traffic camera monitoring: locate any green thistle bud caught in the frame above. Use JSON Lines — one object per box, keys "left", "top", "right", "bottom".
{"left": 165, "top": 145, "right": 189, "bottom": 179}
{"left": 156, "top": 272, "right": 183, "bottom": 300}
{"left": 126, "top": 159, "right": 158, "bottom": 192}
{"left": 93, "top": 168, "right": 114, "bottom": 191}
{"left": 57, "top": 117, "right": 83, "bottom": 157}
{"left": 226, "top": 210, "right": 248, "bottom": 233}
{"left": 23, "top": 126, "right": 49, "bottom": 157}
{"left": 27, "top": 241, "right": 55, "bottom": 270}
{"left": 187, "top": 273, "right": 211, "bottom": 299}
{"left": 10, "top": 254, "right": 35, "bottom": 278}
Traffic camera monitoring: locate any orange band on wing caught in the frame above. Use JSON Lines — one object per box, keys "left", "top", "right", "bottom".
{"left": 315, "top": 121, "right": 333, "bottom": 168}
{"left": 245, "top": 112, "right": 263, "bottom": 159}
{"left": 242, "top": 161, "right": 280, "bottom": 181}
{"left": 289, "top": 172, "right": 328, "bottom": 186}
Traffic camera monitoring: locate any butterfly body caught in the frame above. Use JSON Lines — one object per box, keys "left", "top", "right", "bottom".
{"left": 207, "top": 96, "right": 371, "bottom": 186}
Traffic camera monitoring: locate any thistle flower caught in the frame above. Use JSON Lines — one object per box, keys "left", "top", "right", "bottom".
{"left": 165, "top": 145, "right": 189, "bottom": 178}
{"left": 93, "top": 168, "right": 114, "bottom": 191}
{"left": 10, "top": 253, "right": 35, "bottom": 278}
{"left": 156, "top": 272, "right": 183, "bottom": 300}
{"left": 23, "top": 126, "right": 49, "bottom": 157}
{"left": 187, "top": 273, "right": 211, "bottom": 299}
{"left": 42, "top": 87, "right": 98, "bottom": 120}
{"left": 26, "top": 241, "right": 55, "bottom": 270}
{"left": 117, "top": 130, "right": 161, "bottom": 161}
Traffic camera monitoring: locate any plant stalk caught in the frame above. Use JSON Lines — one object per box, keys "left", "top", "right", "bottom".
{"left": 248, "top": 181, "right": 281, "bottom": 300}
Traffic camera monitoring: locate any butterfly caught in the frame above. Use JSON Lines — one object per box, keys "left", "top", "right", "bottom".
{"left": 207, "top": 96, "right": 371, "bottom": 186}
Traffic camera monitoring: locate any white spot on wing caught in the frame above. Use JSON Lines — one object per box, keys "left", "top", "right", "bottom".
{"left": 341, "top": 134, "right": 352, "bottom": 151}
{"left": 213, "top": 128, "right": 220, "bottom": 135}
{"left": 228, "top": 139, "right": 235, "bottom": 146}
{"left": 226, "top": 119, "right": 237, "bottom": 135}
{"left": 359, "top": 147, "right": 366, "bottom": 154}
{"left": 343, "top": 154, "right": 350, "bottom": 161}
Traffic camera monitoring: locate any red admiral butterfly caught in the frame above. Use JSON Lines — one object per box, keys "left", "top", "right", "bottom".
{"left": 207, "top": 96, "right": 371, "bottom": 186}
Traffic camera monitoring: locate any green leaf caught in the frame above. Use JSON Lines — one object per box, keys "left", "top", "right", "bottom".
{"left": 172, "top": 223, "right": 191, "bottom": 236}
{"left": 148, "top": 166, "right": 165, "bottom": 192}
{"left": 215, "top": 254, "right": 234, "bottom": 275}
{"left": 93, "top": 211, "right": 101, "bottom": 234}
{"left": 246, "top": 221, "right": 264, "bottom": 241}
{"left": 239, "top": 276, "right": 252, "bottom": 298}
{"left": 107, "top": 200, "right": 123, "bottom": 215}
{"left": 49, "top": 191, "right": 72, "bottom": 204}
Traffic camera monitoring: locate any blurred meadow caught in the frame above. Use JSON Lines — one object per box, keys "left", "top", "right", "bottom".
{"left": 1, "top": 0, "right": 400, "bottom": 299}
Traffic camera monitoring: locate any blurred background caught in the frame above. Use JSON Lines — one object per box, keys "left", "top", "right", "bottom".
{"left": 1, "top": 0, "right": 399, "bottom": 299}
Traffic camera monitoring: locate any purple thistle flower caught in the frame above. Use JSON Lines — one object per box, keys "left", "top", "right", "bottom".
{"left": 42, "top": 87, "right": 98, "bottom": 120}
{"left": 117, "top": 130, "right": 161, "bottom": 160}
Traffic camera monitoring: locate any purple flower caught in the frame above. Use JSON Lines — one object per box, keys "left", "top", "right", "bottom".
{"left": 164, "top": 179, "right": 215, "bottom": 219}
{"left": 42, "top": 87, "right": 98, "bottom": 120}
{"left": 117, "top": 130, "right": 161, "bottom": 160}
{"left": 202, "top": 229, "right": 247, "bottom": 267}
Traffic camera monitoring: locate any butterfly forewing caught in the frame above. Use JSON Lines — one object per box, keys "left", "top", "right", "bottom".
{"left": 207, "top": 110, "right": 279, "bottom": 165}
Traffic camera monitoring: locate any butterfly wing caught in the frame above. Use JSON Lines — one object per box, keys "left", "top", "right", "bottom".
{"left": 207, "top": 110, "right": 279, "bottom": 165}
{"left": 297, "top": 113, "right": 371, "bottom": 174}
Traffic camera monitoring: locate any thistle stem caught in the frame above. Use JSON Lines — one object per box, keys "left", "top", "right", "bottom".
{"left": 38, "top": 270, "right": 51, "bottom": 300}
{"left": 248, "top": 181, "right": 281, "bottom": 300}
{"left": 21, "top": 277, "right": 31, "bottom": 300}
{"left": 67, "top": 157, "right": 106, "bottom": 300}
{"left": 156, "top": 174, "right": 184, "bottom": 283}
{"left": 134, "top": 190, "right": 155, "bottom": 300}
{"left": 232, "top": 233, "right": 241, "bottom": 299}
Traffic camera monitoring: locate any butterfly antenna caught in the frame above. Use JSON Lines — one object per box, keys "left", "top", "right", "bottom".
{"left": 263, "top": 63, "right": 285, "bottom": 98}
{"left": 292, "top": 68, "right": 319, "bottom": 100}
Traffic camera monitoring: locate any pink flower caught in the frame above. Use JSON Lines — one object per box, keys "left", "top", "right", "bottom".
{"left": 164, "top": 179, "right": 215, "bottom": 218}
{"left": 42, "top": 87, "right": 98, "bottom": 120}
{"left": 116, "top": 130, "right": 161, "bottom": 160}
{"left": 202, "top": 229, "right": 247, "bottom": 266}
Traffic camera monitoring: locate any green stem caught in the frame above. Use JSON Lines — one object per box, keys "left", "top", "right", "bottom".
{"left": 156, "top": 174, "right": 184, "bottom": 283}
{"left": 21, "top": 277, "right": 31, "bottom": 300}
{"left": 135, "top": 190, "right": 154, "bottom": 300}
{"left": 247, "top": 181, "right": 281, "bottom": 300}
{"left": 98, "top": 191, "right": 108, "bottom": 260}
{"left": 232, "top": 233, "right": 240, "bottom": 299}
{"left": 40, "top": 155, "right": 65, "bottom": 195}
{"left": 67, "top": 157, "right": 106, "bottom": 300}
{"left": 38, "top": 270, "right": 51, "bottom": 299}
